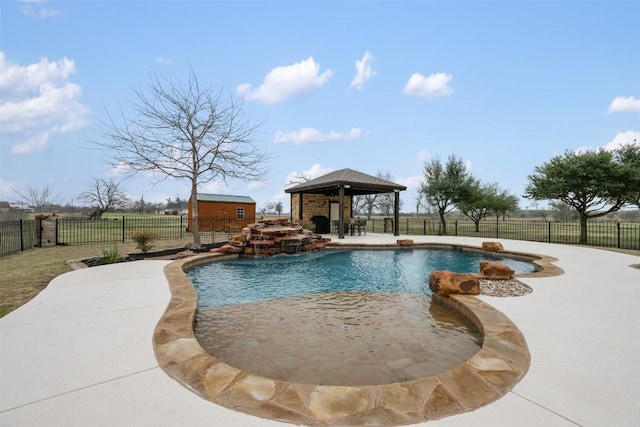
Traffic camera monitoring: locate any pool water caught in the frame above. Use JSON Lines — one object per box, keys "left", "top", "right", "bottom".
{"left": 188, "top": 248, "right": 535, "bottom": 386}
{"left": 189, "top": 248, "right": 536, "bottom": 307}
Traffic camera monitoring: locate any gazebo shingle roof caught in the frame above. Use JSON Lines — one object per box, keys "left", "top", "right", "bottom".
{"left": 285, "top": 168, "right": 406, "bottom": 195}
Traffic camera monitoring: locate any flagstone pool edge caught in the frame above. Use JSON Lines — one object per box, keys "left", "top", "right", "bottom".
{"left": 153, "top": 249, "right": 541, "bottom": 426}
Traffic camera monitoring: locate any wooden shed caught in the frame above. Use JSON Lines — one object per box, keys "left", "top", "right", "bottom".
{"left": 188, "top": 193, "right": 256, "bottom": 232}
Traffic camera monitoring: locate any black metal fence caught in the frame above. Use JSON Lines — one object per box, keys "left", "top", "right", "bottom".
{"left": 0, "top": 215, "right": 256, "bottom": 257}
{"left": 56, "top": 215, "right": 255, "bottom": 246}
{"left": 1, "top": 216, "right": 638, "bottom": 258}
{"left": 367, "top": 217, "right": 640, "bottom": 250}
{"left": 0, "top": 219, "right": 37, "bottom": 257}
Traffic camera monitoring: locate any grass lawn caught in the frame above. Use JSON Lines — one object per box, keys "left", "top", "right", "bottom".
{"left": 0, "top": 238, "right": 194, "bottom": 317}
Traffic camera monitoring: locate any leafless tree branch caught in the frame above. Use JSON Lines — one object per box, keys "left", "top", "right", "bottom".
{"left": 88, "top": 68, "right": 271, "bottom": 246}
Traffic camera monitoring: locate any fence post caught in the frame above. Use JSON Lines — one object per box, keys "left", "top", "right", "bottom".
{"left": 617, "top": 222, "right": 621, "bottom": 249}
{"left": 455, "top": 220, "right": 458, "bottom": 236}
{"left": 122, "top": 216, "right": 125, "bottom": 243}
{"left": 496, "top": 217, "right": 499, "bottom": 238}
{"left": 19, "top": 219, "right": 24, "bottom": 252}
{"left": 36, "top": 218, "right": 42, "bottom": 247}
{"left": 548, "top": 222, "right": 551, "bottom": 243}
{"left": 423, "top": 219, "right": 427, "bottom": 235}
{"left": 180, "top": 215, "right": 183, "bottom": 239}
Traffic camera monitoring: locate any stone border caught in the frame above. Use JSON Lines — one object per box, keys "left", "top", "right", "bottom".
{"left": 153, "top": 246, "right": 541, "bottom": 426}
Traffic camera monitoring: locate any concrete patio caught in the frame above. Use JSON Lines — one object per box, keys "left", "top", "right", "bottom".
{"left": 1, "top": 234, "right": 638, "bottom": 426}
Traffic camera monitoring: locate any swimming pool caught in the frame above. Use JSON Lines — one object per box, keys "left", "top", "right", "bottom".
{"left": 188, "top": 248, "right": 537, "bottom": 307}
{"left": 187, "top": 248, "right": 535, "bottom": 385}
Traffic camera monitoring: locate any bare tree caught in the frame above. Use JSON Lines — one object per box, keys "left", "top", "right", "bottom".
{"left": 259, "top": 202, "right": 275, "bottom": 216}
{"left": 287, "top": 173, "right": 311, "bottom": 187}
{"left": 79, "top": 178, "right": 130, "bottom": 219}
{"left": 90, "top": 68, "right": 270, "bottom": 247}
{"left": 14, "top": 183, "right": 60, "bottom": 213}
{"left": 414, "top": 193, "right": 426, "bottom": 216}
{"left": 353, "top": 171, "right": 397, "bottom": 219}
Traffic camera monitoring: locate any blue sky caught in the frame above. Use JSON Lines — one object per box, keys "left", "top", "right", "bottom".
{"left": 1, "top": 0, "right": 639, "bottom": 213}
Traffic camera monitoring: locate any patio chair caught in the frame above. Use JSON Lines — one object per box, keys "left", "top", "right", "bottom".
{"left": 331, "top": 220, "right": 340, "bottom": 235}
{"left": 357, "top": 219, "right": 367, "bottom": 236}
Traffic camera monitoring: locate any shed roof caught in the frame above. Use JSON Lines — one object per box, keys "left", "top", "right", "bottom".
{"left": 194, "top": 194, "right": 256, "bottom": 204}
{"left": 285, "top": 168, "right": 406, "bottom": 195}
{"left": 165, "top": 201, "right": 189, "bottom": 210}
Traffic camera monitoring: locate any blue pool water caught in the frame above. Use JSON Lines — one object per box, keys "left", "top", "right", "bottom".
{"left": 188, "top": 248, "right": 536, "bottom": 307}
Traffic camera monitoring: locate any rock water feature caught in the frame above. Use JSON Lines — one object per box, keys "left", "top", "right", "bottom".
{"left": 214, "top": 218, "right": 331, "bottom": 257}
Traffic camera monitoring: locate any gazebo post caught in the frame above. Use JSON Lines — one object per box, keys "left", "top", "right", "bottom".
{"left": 338, "top": 185, "right": 345, "bottom": 239}
{"left": 394, "top": 190, "right": 400, "bottom": 236}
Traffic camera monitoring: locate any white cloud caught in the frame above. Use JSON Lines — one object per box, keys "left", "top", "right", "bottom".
{"left": 403, "top": 72, "right": 454, "bottom": 98}
{"left": 603, "top": 130, "right": 640, "bottom": 151}
{"left": 285, "top": 164, "right": 333, "bottom": 187}
{"left": 465, "top": 160, "right": 473, "bottom": 173}
{"left": 10, "top": 131, "right": 49, "bottom": 154}
{"left": 396, "top": 175, "right": 422, "bottom": 191}
{"left": 201, "top": 181, "right": 232, "bottom": 194}
{"left": 246, "top": 181, "right": 266, "bottom": 191}
{"left": 607, "top": 96, "right": 640, "bottom": 113}
{"left": 349, "top": 51, "right": 376, "bottom": 91}
{"left": 106, "top": 162, "right": 134, "bottom": 177}
{"left": 237, "top": 57, "right": 333, "bottom": 104}
{"left": 274, "top": 127, "right": 361, "bottom": 145}
{"left": 20, "top": 0, "right": 61, "bottom": 18}
{"left": 0, "top": 179, "right": 16, "bottom": 201}
{"left": 0, "top": 52, "right": 90, "bottom": 154}
{"left": 155, "top": 56, "right": 173, "bottom": 65}
{"left": 575, "top": 131, "right": 639, "bottom": 154}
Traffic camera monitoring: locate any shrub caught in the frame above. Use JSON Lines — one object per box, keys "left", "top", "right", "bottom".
{"left": 131, "top": 229, "right": 155, "bottom": 253}
{"left": 102, "top": 245, "right": 122, "bottom": 263}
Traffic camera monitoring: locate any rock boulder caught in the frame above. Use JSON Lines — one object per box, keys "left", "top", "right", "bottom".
{"left": 480, "top": 261, "right": 515, "bottom": 279}
{"left": 482, "top": 241, "right": 504, "bottom": 252}
{"left": 429, "top": 271, "right": 480, "bottom": 296}
{"left": 397, "top": 239, "right": 414, "bottom": 246}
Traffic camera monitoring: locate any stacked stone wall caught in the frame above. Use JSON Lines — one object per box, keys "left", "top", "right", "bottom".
{"left": 35, "top": 213, "right": 58, "bottom": 247}
{"left": 291, "top": 194, "right": 351, "bottom": 224}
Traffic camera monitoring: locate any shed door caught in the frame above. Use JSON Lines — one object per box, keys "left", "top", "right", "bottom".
{"left": 329, "top": 202, "right": 340, "bottom": 223}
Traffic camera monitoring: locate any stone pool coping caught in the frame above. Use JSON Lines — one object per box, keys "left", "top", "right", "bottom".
{"left": 153, "top": 244, "right": 561, "bottom": 426}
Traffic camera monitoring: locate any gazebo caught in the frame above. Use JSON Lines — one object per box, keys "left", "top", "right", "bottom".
{"left": 285, "top": 168, "right": 406, "bottom": 238}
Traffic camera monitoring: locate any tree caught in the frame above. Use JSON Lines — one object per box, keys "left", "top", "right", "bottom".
{"left": 259, "top": 202, "right": 275, "bottom": 216}
{"left": 79, "top": 178, "right": 130, "bottom": 219}
{"left": 14, "top": 183, "right": 60, "bottom": 212}
{"left": 419, "top": 155, "right": 476, "bottom": 235}
{"left": 287, "top": 173, "right": 311, "bottom": 187}
{"left": 376, "top": 192, "right": 399, "bottom": 216}
{"left": 456, "top": 182, "right": 494, "bottom": 232}
{"left": 614, "top": 142, "right": 640, "bottom": 209}
{"left": 352, "top": 171, "right": 396, "bottom": 219}
{"left": 549, "top": 200, "right": 578, "bottom": 222}
{"left": 274, "top": 201, "right": 283, "bottom": 216}
{"left": 91, "top": 68, "right": 269, "bottom": 247}
{"left": 525, "top": 145, "right": 639, "bottom": 244}
{"left": 489, "top": 189, "right": 519, "bottom": 220}
{"left": 458, "top": 183, "right": 520, "bottom": 231}
{"left": 414, "top": 193, "right": 427, "bottom": 216}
